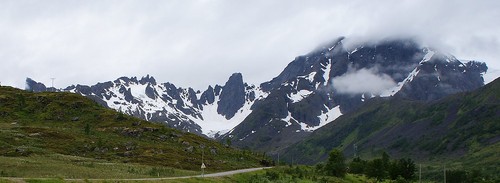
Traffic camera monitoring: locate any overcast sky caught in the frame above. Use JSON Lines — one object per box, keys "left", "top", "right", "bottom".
{"left": 1, "top": 0, "right": 499, "bottom": 90}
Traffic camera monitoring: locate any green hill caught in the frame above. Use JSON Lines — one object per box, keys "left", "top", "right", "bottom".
{"left": 282, "top": 78, "right": 499, "bottom": 173}
{"left": 0, "top": 86, "right": 267, "bottom": 178}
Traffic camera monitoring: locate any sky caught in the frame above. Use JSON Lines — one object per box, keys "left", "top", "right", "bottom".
{"left": 1, "top": 0, "right": 499, "bottom": 90}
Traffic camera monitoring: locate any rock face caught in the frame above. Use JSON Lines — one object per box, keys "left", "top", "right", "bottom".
{"left": 219, "top": 38, "right": 487, "bottom": 153}
{"left": 26, "top": 37, "right": 488, "bottom": 153}
{"left": 25, "top": 78, "right": 47, "bottom": 92}
{"left": 217, "top": 73, "right": 247, "bottom": 119}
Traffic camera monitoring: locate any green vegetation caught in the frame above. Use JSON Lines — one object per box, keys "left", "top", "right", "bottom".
{"left": 0, "top": 86, "right": 271, "bottom": 178}
{"left": 348, "top": 152, "right": 416, "bottom": 182}
{"left": 323, "top": 149, "right": 346, "bottom": 177}
{"left": 282, "top": 78, "right": 500, "bottom": 180}
{"left": 0, "top": 154, "right": 196, "bottom": 178}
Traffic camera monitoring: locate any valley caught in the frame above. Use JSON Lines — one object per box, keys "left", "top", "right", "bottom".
{"left": 3, "top": 37, "right": 499, "bottom": 182}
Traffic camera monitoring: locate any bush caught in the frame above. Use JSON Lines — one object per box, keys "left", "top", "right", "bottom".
{"left": 349, "top": 157, "right": 367, "bottom": 174}
{"left": 324, "top": 149, "right": 346, "bottom": 177}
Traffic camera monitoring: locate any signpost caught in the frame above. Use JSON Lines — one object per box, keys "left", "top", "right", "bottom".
{"left": 201, "top": 162, "right": 206, "bottom": 177}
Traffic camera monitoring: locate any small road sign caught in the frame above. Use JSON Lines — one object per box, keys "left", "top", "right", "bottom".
{"left": 201, "top": 163, "right": 206, "bottom": 169}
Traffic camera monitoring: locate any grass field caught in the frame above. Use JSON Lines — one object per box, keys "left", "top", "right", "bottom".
{"left": 0, "top": 154, "right": 198, "bottom": 179}
{"left": 0, "top": 86, "right": 270, "bottom": 178}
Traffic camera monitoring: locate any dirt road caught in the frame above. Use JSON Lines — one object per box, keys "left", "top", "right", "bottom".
{"left": 3, "top": 167, "right": 271, "bottom": 182}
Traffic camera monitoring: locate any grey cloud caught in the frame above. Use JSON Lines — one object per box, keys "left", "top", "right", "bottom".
{"left": 331, "top": 67, "right": 397, "bottom": 95}
{"left": 0, "top": 0, "right": 498, "bottom": 89}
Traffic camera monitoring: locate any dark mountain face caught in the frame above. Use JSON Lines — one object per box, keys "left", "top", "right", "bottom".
{"left": 397, "top": 58, "right": 487, "bottom": 100}
{"left": 217, "top": 73, "right": 248, "bottom": 119}
{"left": 221, "top": 38, "right": 487, "bottom": 154}
{"left": 26, "top": 78, "right": 48, "bottom": 92}
{"left": 26, "top": 37, "right": 488, "bottom": 154}
{"left": 281, "top": 78, "right": 500, "bottom": 166}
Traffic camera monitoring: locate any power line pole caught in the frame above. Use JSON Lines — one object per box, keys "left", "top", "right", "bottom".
{"left": 444, "top": 165, "right": 446, "bottom": 183}
{"left": 419, "top": 164, "right": 422, "bottom": 183}
{"left": 277, "top": 152, "right": 280, "bottom": 167}
{"left": 354, "top": 143, "right": 358, "bottom": 158}
{"left": 50, "top": 78, "right": 55, "bottom": 89}
{"left": 202, "top": 147, "right": 204, "bottom": 177}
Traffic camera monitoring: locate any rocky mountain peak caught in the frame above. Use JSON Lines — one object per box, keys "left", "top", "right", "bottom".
{"left": 223, "top": 37, "right": 489, "bottom": 154}
{"left": 217, "top": 73, "right": 247, "bottom": 119}
{"left": 25, "top": 78, "right": 47, "bottom": 92}
{"left": 139, "top": 74, "right": 156, "bottom": 85}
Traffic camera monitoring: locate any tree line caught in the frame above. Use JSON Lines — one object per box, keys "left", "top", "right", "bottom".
{"left": 317, "top": 149, "right": 416, "bottom": 182}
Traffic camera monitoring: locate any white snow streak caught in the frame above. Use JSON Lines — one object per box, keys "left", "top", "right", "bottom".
{"left": 322, "top": 59, "right": 332, "bottom": 86}
{"left": 288, "top": 90, "right": 313, "bottom": 103}
{"left": 419, "top": 49, "right": 435, "bottom": 64}
{"left": 380, "top": 66, "right": 420, "bottom": 97}
{"left": 299, "top": 105, "right": 342, "bottom": 132}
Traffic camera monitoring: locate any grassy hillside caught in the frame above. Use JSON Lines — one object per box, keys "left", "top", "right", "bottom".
{"left": 282, "top": 78, "right": 500, "bottom": 174}
{"left": 0, "top": 86, "right": 268, "bottom": 178}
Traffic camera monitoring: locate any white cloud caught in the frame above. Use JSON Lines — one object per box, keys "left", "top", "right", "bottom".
{"left": 331, "top": 67, "right": 397, "bottom": 95}
{"left": 0, "top": 0, "right": 498, "bottom": 89}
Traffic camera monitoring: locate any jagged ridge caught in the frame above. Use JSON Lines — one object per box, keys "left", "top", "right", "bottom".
{"left": 26, "top": 38, "right": 488, "bottom": 151}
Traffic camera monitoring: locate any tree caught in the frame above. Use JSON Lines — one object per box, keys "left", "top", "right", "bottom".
{"left": 324, "top": 149, "right": 346, "bottom": 177}
{"left": 366, "top": 158, "right": 386, "bottom": 181}
{"left": 389, "top": 158, "right": 416, "bottom": 181}
{"left": 349, "top": 157, "right": 367, "bottom": 174}
{"left": 398, "top": 158, "right": 416, "bottom": 180}
{"left": 382, "top": 151, "right": 390, "bottom": 169}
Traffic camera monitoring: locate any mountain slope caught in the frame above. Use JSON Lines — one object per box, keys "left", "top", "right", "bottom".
{"left": 25, "top": 37, "right": 488, "bottom": 154}
{"left": 281, "top": 77, "right": 500, "bottom": 167}
{"left": 0, "top": 86, "right": 267, "bottom": 171}
{"left": 221, "top": 38, "right": 488, "bottom": 153}
{"left": 27, "top": 74, "right": 268, "bottom": 137}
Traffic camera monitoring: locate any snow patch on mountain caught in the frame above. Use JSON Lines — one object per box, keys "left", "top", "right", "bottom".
{"left": 419, "top": 48, "right": 435, "bottom": 64}
{"left": 298, "top": 72, "right": 317, "bottom": 83}
{"left": 190, "top": 93, "right": 254, "bottom": 137}
{"left": 281, "top": 112, "right": 295, "bottom": 127}
{"left": 380, "top": 66, "right": 420, "bottom": 97}
{"left": 322, "top": 59, "right": 332, "bottom": 86}
{"left": 288, "top": 90, "right": 313, "bottom": 103}
{"left": 299, "top": 105, "right": 342, "bottom": 132}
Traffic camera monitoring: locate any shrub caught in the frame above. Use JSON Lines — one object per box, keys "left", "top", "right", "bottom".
{"left": 324, "top": 149, "right": 346, "bottom": 177}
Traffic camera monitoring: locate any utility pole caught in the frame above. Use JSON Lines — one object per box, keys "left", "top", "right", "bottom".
{"left": 354, "top": 143, "right": 358, "bottom": 158}
{"left": 202, "top": 147, "right": 204, "bottom": 177}
{"left": 50, "top": 78, "right": 55, "bottom": 90}
{"left": 444, "top": 165, "right": 446, "bottom": 183}
{"left": 419, "top": 164, "right": 422, "bottom": 183}
{"left": 277, "top": 152, "right": 280, "bottom": 167}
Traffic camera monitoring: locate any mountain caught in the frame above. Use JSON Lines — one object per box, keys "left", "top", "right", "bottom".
{"left": 0, "top": 85, "right": 267, "bottom": 171}
{"left": 220, "top": 38, "right": 488, "bottom": 153}
{"left": 280, "top": 77, "right": 500, "bottom": 170}
{"left": 26, "top": 37, "right": 488, "bottom": 154}
{"left": 27, "top": 73, "right": 268, "bottom": 137}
